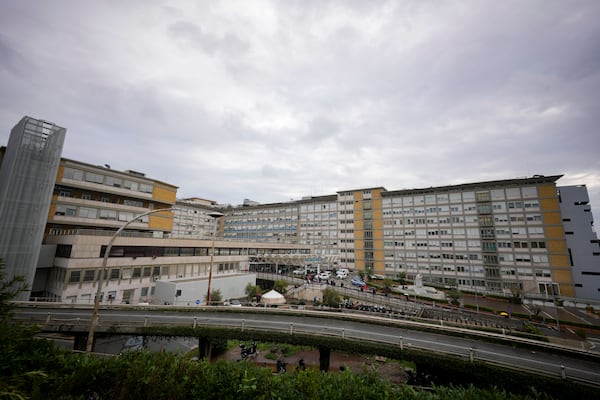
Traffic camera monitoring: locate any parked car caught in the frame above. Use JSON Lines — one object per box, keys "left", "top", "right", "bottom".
{"left": 225, "top": 299, "right": 242, "bottom": 307}
{"left": 336, "top": 270, "right": 348, "bottom": 279}
{"left": 351, "top": 276, "right": 367, "bottom": 287}
{"left": 292, "top": 269, "right": 306, "bottom": 275}
{"left": 318, "top": 271, "right": 331, "bottom": 280}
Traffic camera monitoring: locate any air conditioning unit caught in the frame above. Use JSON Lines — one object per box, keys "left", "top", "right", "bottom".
{"left": 153, "top": 276, "right": 160, "bottom": 281}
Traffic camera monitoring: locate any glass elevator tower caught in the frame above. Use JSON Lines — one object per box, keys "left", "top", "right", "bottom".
{"left": 0, "top": 116, "right": 66, "bottom": 300}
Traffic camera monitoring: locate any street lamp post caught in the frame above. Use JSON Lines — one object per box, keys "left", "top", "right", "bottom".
{"left": 205, "top": 211, "right": 224, "bottom": 306}
{"left": 551, "top": 282, "right": 561, "bottom": 330}
{"left": 85, "top": 207, "right": 173, "bottom": 353}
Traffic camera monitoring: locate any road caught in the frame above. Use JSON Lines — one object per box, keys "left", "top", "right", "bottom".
{"left": 14, "top": 304, "right": 600, "bottom": 386}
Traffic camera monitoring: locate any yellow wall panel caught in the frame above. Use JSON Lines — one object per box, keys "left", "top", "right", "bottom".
{"left": 355, "top": 221, "right": 364, "bottom": 232}
{"left": 47, "top": 200, "right": 57, "bottom": 220}
{"left": 543, "top": 212, "right": 562, "bottom": 225}
{"left": 553, "top": 269, "right": 573, "bottom": 284}
{"left": 152, "top": 186, "right": 177, "bottom": 204}
{"left": 372, "top": 215, "right": 383, "bottom": 230}
{"left": 149, "top": 212, "right": 174, "bottom": 231}
{"left": 544, "top": 226, "right": 564, "bottom": 239}
{"left": 547, "top": 239, "right": 567, "bottom": 252}
{"left": 56, "top": 165, "right": 65, "bottom": 181}
{"left": 549, "top": 254, "right": 570, "bottom": 268}
{"left": 538, "top": 183, "right": 557, "bottom": 198}
{"left": 355, "top": 260, "right": 364, "bottom": 270}
{"left": 540, "top": 198, "right": 560, "bottom": 211}
{"left": 559, "top": 286, "right": 575, "bottom": 297}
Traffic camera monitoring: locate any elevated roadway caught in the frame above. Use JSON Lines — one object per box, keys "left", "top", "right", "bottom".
{"left": 12, "top": 302, "right": 600, "bottom": 387}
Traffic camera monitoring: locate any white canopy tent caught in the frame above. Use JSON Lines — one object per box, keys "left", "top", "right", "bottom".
{"left": 260, "top": 289, "right": 286, "bottom": 305}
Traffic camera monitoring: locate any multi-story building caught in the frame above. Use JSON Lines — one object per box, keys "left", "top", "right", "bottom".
{"left": 34, "top": 156, "right": 177, "bottom": 301}
{"left": 224, "top": 200, "right": 302, "bottom": 242}
{"left": 558, "top": 185, "right": 600, "bottom": 300}
{"left": 222, "top": 176, "right": 600, "bottom": 299}
{"left": 44, "top": 232, "right": 309, "bottom": 305}
{"left": 172, "top": 197, "right": 221, "bottom": 239}
{"left": 36, "top": 158, "right": 311, "bottom": 305}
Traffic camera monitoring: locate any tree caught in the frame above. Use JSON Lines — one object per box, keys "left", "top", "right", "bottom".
{"left": 397, "top": 272, "right": 407, "bottom": 286}
{"left": 446, "top": 289, "right": 461, "bottom": 307}
{"left": 382, "top": 278, "right": 394, "bottom": 294}
{"left": 322, "top": 288, "right": 340, "bottom": 308}
{"left": 0, "top": 259, "right": 27, "bottom": 319}
{"left": 509, "top": 290, "right": 523, "bottom": 304}
{"left": 204, "top": 289, "right": 222, "bottom": 305}
{"left": 0, "top": 259, "right": 51, "bottom": 399}
{"left": 245, "top": 283, "right": 261, "bottom": 301}
{"left": 272, "top": 280, "right": 288, "bottom": 294}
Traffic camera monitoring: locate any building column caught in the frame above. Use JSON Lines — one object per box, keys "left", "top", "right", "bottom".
{"left": 319, "top": 345, "right": 331, "bottom": 371}
{"left": 73, "top": 333, "right": 88, "bottom": 352}
{"left": 198, "top": 337, "right": 212, "bottom": 359}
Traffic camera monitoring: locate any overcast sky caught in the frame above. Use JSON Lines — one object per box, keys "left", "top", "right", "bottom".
{"left": 1, "top": 1, "right": 599, "bottom": 223}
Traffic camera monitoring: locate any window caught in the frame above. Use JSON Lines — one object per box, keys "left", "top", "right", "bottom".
{"left": 83, "top": 270, "right": 95, "bottom": 281}
{"left": 63, "top": 167, "right": 84, "bottom": 180}
{"left": 123, "top": 199, "right": 144, "bottom": 207}
{"left": 79, "top": 207, "right": 97, "bottom": 219}
{"left": 139, "top": 183, "right": 153, "bottom": 193}
{"left": 123, "top": 180, "right": 139, "bottom": 191}
{"left": 69, "top": 270, "right": 81, "bottom": 283}
{"left": 482, "top": 242, "right": 497, "bottom": 252}
{"left": 132, "top": 268, "right": 141, "bottom": 278}
{"left": 475, "top": 192, "right": 490, "bottom": 202}
{"left": 118, "top": 212, "right": 134, "bottom": 222}
{"left": 105, "top": 176, "right": 122, "bottom": 187}
{"left": 56, "top": 244, "right": 72, "bottom": 258}
{"left": 85, "top": 172, "right": 104, "bottom": 184}
{"left": 99, "top": 209, "right": 117, "bottom": 220}
{"left": 110, "top": 269, "right": 120, "bottom": 280}
{"left": 55, "top": 205, "right": 77, "bottom": 216}
{"left": 141, "top": 287, "right": 149, "bottom": 296}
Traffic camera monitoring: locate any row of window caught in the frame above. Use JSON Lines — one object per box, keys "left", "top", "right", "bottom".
{"left": 54, "top": 204, "right": 149, "bottom": 222}
{"left": 58, "top": 189, "right": 146, "bottom": 208}
{"left": 383, "top": 227, "right": 543, "bottom": 237}
{"left": 63, "top": 167, "right": 154, "bottom": 193}
{"left": 68, "top": 262, "right": 240, "bottom": 284}
{"left": 394, "top": 263, "right": 551, "bottom": 276}
{"left": 382, "top": 187, "right": 538, "bottom": 206}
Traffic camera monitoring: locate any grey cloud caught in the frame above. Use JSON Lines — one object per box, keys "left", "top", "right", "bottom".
{"left": 1, "top": 1, "right": 599, "bottom": 222}
{"left": 167, "top": 20, "right": 249, "bottom": 56}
